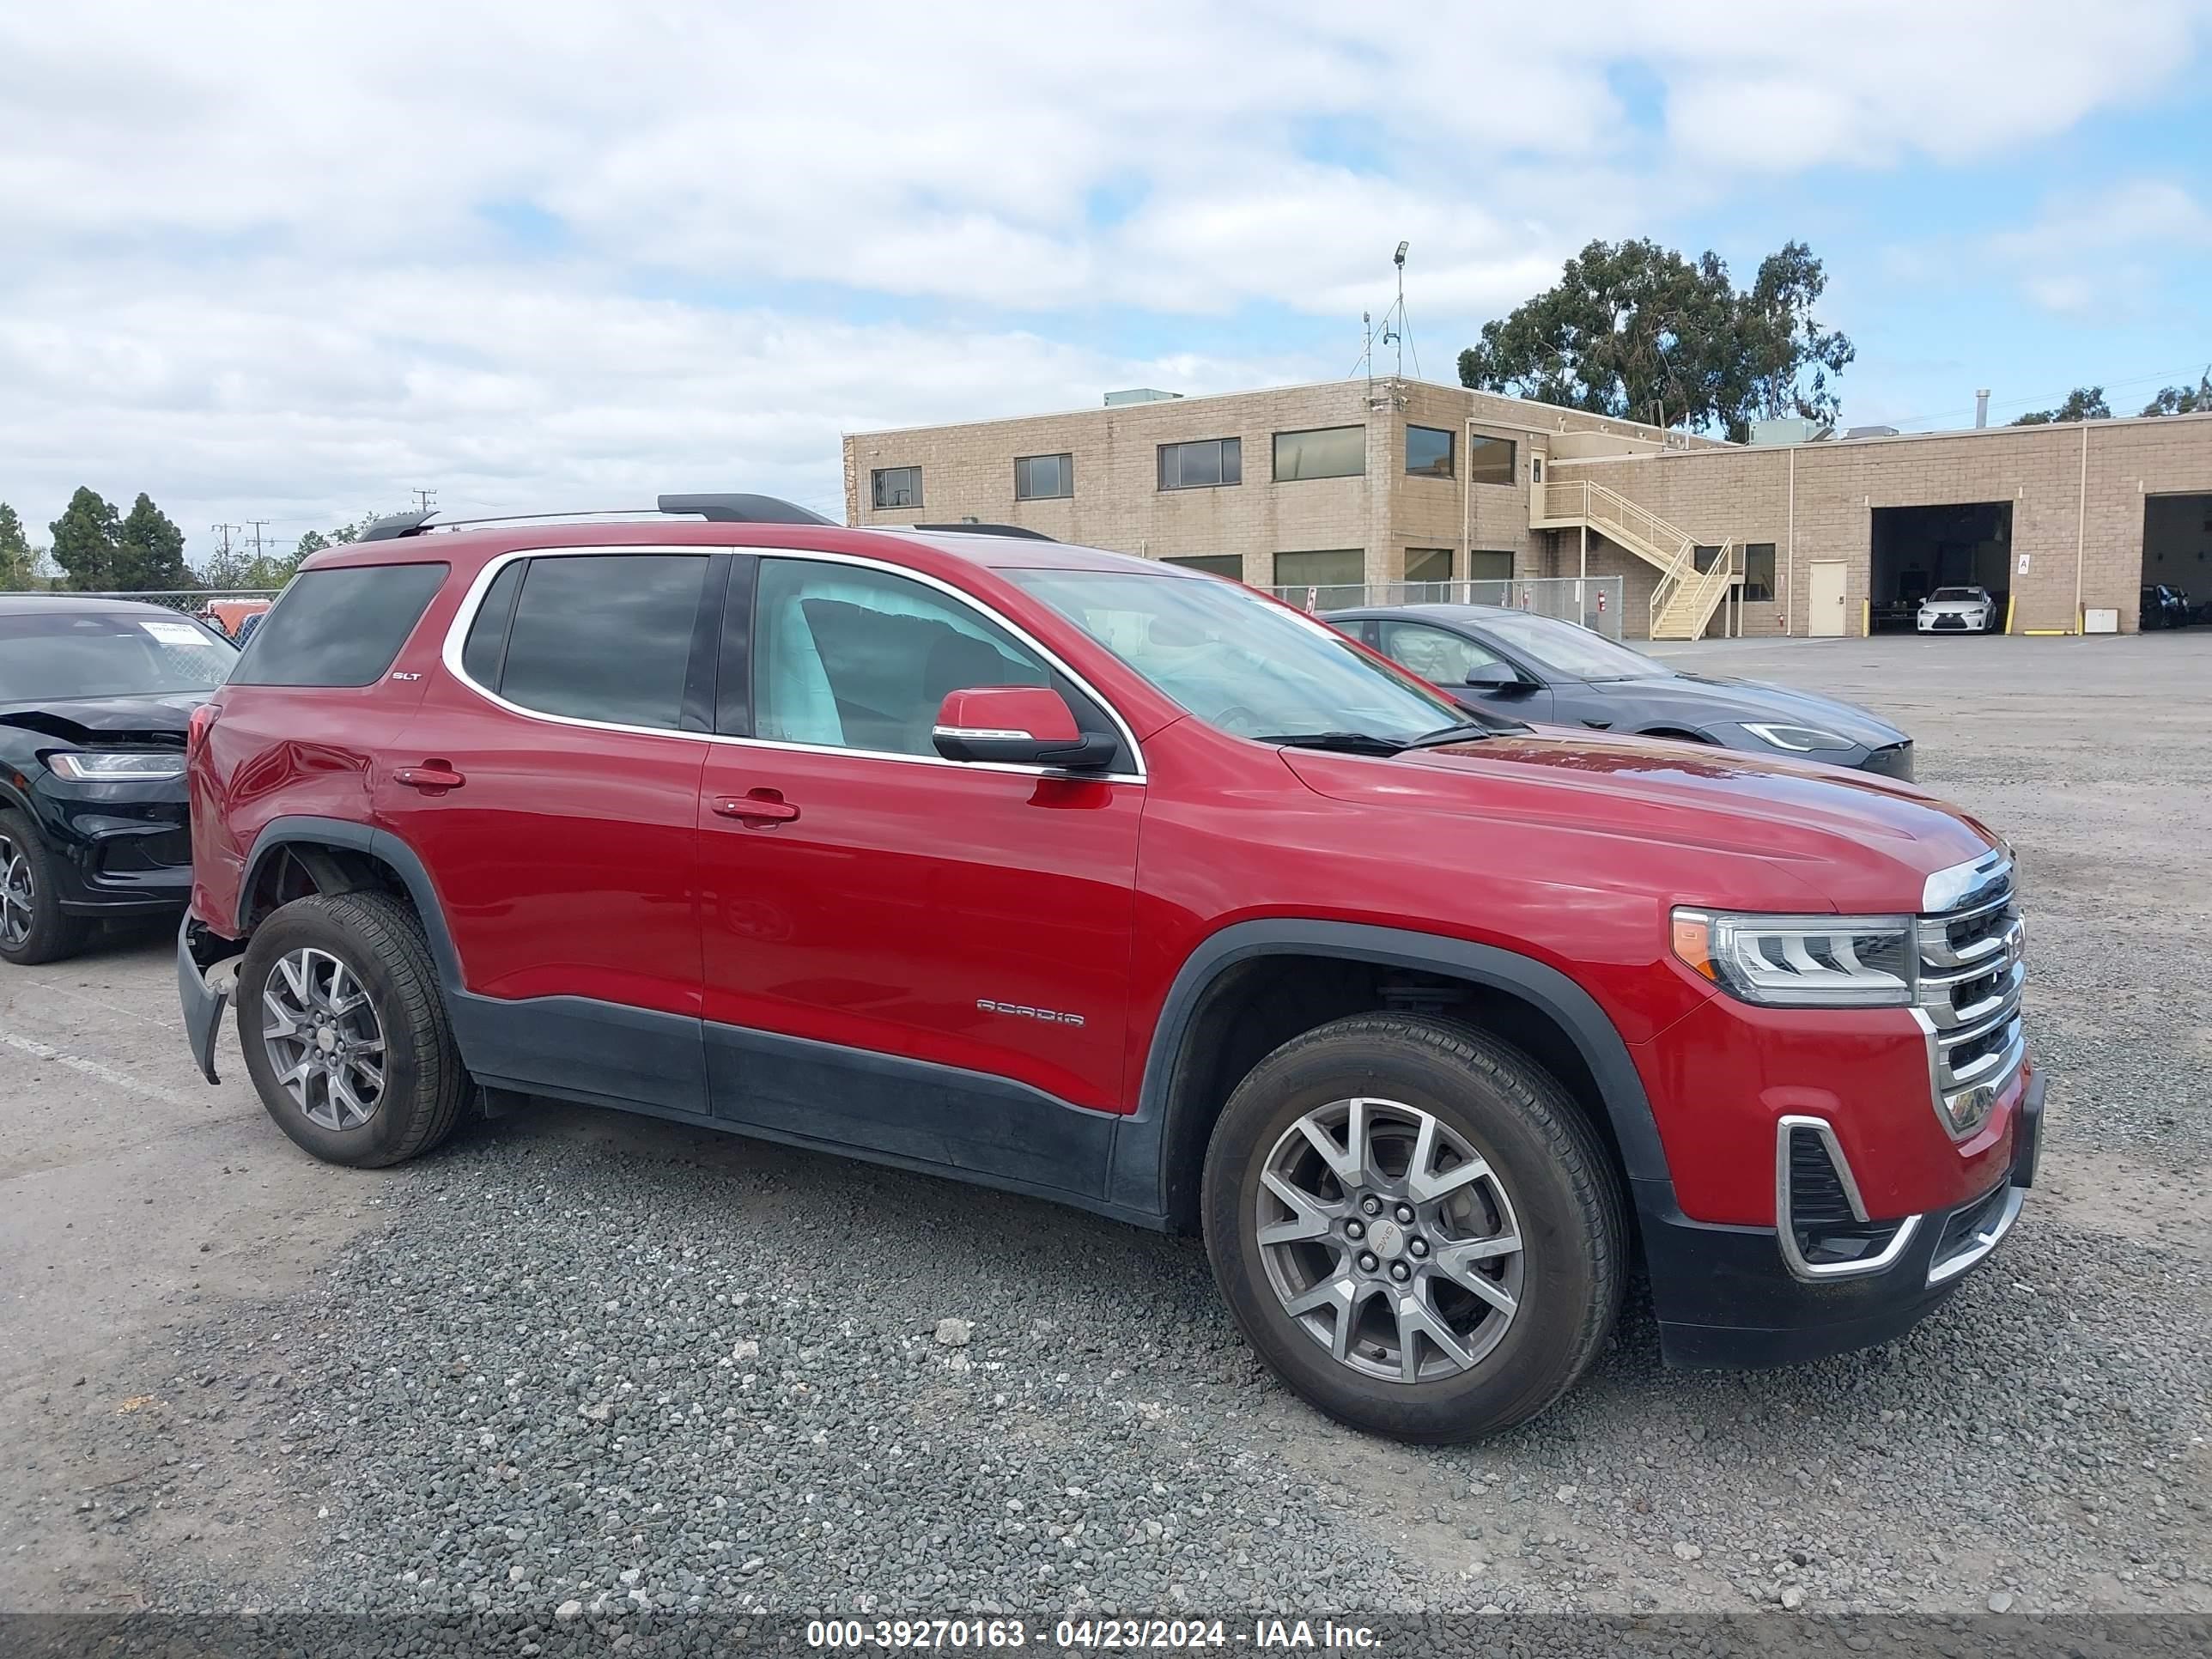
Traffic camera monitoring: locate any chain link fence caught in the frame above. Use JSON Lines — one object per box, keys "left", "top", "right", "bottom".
{"left": 66, "top": 588, "right": 283, "bottom": 641}
{"left": 72, "top": 588, "right": 283, "bottom": 615}
{"left": 1267, "top": 576, "right": 1627, "bottom": 641}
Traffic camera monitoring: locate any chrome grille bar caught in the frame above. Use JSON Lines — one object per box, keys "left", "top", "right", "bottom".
{"left": 1915, "top": 854, "right": 2026, "bottom": 1137}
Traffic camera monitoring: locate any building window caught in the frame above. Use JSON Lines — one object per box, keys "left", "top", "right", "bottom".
{"left": 1405, "top": 548, "right": 1453, "bottom": 585}
{"left": 1275, "top": 549, "right": 1364, "bottom": 589}
{"left": 1466, "top": 434, "right": 1516, "bottom": 488}
{"left": 1164, "top": 554, "right": 1243, "bottom": 578}
{"left": 1743, "top": 543, "right": 1777, "bottom": 601}
{"left": 1273, "top": 426, "right": 1365, "bottom": 481}
{"left": 1014, "top": 453, "right": 1073, "bottom": 501}
{"left": 1469, "top": 550, "right": 1514, "bottom": 584}
{"left": 871, "top": 466, "right": 921, "bottom": 509}
{"left": 1692, "top": 544, "right": 1723, "bottom": 574}
{"left": 1406, "top": 426, "right": 1455, "bottom": 478}
{"left": 1158, "top": 437, "right": 1242, "bottom": 490}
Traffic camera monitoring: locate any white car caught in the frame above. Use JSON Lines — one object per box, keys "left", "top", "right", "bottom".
{"left": 1917, "top": 585, "right": 1996, "bottom": 634}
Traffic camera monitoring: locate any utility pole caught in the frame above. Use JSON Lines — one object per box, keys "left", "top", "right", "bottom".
{"left": 412, "top": 487, "right": 437, "bottom": 514}
{"left": 245, "top": 520, "right": 270, "bottom": 558}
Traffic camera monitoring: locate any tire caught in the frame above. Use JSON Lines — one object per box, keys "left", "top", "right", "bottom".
{"left": 236, "top": 890, "right": 467, "bottom": 1168}
{"left": 0, "top": 810, "right": 94, "bottom": 966}
{"left": 1200, "top": 1012, "right": 1626, "bottom": 1443}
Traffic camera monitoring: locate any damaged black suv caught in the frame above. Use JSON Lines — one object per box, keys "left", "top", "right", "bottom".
{"left": 0, "top": 594, "right": 236, "bottom": 964}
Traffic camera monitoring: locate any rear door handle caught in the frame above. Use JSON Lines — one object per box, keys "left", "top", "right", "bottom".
{"left": 394, "top": 764, "right": 466, "bottom": 791}
{"left": 712, "top": 792, "right": 799, "bottom": 824}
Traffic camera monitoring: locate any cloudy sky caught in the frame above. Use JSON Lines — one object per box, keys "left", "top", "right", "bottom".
{"left": 5, "top": 2, "right": 2209, "bottom": 569}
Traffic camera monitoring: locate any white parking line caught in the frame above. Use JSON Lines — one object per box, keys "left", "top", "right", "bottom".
{"left": 1, "top": 1030, "right": 197, "bottom": 1107}
{"left": 19, "top": 975, "right": 182, "bottom": 1031}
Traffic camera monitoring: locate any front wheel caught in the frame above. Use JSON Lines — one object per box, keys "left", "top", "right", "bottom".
{"left": 237, "top": 890, "right": 467, "bottom": 1167}
{"left": 1200, "top": 1013, "right": 1626, "bottom": 1443}
{"left": 0, "top": 811, "right": 93, "bottom": 966}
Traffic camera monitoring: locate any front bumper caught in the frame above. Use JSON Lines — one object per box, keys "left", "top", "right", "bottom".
{"left": 1645, "top": 1066, "right": 2044, "bottom": 1368}
{"left": 33, "top": 780, "right": 193, "bottom": 916}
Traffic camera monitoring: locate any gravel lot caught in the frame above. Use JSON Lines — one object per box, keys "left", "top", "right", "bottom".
{"left": 2, "top": 631, "right": 2207, "bottom": 1629}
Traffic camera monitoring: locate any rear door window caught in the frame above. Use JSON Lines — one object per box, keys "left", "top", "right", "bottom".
{"left": 491, "top": 554, "right": 711, "bottom": 731}
{"left": 234, "top": 564, "right": 448, "bottom": 688}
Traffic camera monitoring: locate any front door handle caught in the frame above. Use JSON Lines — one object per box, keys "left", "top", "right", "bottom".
{"left": 712, "top": 792, "right": 799, "bottom": 824}
{"left": 394, "top": 764, "right": 465, "bottom": 791}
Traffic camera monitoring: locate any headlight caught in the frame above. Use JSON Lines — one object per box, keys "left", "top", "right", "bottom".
{"left": 46, "top": 751, "right": 187, "bottom": 781}
{"left": 1741, "top": 722, "right": 1855, "bottom": 752}
{"left": 1671, "top": 908, "right": 1915, "bottom": 1007}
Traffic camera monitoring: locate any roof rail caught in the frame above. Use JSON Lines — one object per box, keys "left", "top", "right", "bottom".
{"left": 658, "top": 493, "right": 836, "bottom": 526}
{"left": 909, "top": 522, "right": 1057, "bottom": 541}
{"left": 359, "top": 509, "right": 439, "bottom": 541}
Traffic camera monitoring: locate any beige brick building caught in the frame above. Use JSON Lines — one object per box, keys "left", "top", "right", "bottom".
{"left": 842, "top": 379, "right": 2212, "bottom": 638}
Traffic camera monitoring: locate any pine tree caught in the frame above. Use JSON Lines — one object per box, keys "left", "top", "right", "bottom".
{"left": 50, "top": 487, "right": 123, "bottom": 591}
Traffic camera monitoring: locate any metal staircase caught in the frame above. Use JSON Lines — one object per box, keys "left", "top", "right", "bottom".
{"left": 1534, "top": 477, "right": 1738, "bottom": 640}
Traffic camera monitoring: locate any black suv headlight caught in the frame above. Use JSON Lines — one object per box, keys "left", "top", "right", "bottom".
{"left": 46, "top": 751, "right": 187, "bottom": 782}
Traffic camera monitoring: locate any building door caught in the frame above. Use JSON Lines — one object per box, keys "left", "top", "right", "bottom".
{"left": 1808, "top": 560, "right": 1848, "bottom": 636}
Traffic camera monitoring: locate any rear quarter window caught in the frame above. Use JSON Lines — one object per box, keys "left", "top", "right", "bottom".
{"left": 233, "top": 564, "right": 449, "bottom": 688}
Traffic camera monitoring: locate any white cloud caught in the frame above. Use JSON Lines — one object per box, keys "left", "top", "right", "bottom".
{"left": 0, "top": 258, "right": 1320, "bottom": 544}
{"left": 1992, "top": 181, "right": 2212, "bottom": 315}
{"left": 2, "top": 1, "right": 2207, "bottom": 558}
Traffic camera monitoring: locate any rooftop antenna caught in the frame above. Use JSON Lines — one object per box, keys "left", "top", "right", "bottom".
{"left": 1384, "top": 240, "right": 1409, "bottom": 381}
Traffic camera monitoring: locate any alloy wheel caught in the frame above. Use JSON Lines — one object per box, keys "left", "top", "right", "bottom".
{"left": 0, "top": 834, "right": 33, "bottom": 950}
{"left": 261, "top": 946, "right": 387, "bottom": 1131}
{"left": 1255, "top": 1097, "right": 1524, "bottom": 1383}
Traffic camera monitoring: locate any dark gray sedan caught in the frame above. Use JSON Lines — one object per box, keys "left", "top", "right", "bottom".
{"left": 1325, "top": 604, "right": 1915, "bottom": 779}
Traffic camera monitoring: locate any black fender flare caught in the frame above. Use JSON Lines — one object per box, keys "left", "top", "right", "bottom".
{"left": 240, "top": 816, "right": 465, "bottom": 990}
{"left": 1103, "top": 918, "right": 1678, "bottom": 1225}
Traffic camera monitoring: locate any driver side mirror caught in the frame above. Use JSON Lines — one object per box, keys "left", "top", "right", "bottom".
{"left": 932, "top": 686, "right": 1118, "bottom": 770}
{"left": 1459, "top": 664, "right": 1529, "bottom": 693}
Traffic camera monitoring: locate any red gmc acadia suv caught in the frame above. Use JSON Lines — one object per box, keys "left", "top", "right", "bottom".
{"left": 176, "top": 495, "right": 2042, "bottom": 1442}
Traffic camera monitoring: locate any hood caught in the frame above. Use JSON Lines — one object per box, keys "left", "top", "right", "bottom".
{"left": 1587, "top": 672, "right": 1905, "bottom": 746}
{"left": 1282, "top": 731, "right": 1995, "bottom": 914}
{"left": 0, "top": 691, "right": 205, "bottom": 749}
{"left": 1919, "top": 596, "right": 1989, "bottom": 613}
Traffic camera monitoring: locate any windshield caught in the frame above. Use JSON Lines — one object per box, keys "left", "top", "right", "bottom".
{"left": 0, "top": 611, "right": 237, "bottom": 701}
{"left": 1929, "top": 587, "right": 1983, "bottom": 602}
{"left": 1473, "top": 611, "right": 1663, "bottom": 681}
{"left": 1007, "top": 568, "right": 1467, "bottom": 743}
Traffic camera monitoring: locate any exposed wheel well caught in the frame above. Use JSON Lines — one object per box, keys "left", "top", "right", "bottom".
{"left": 1154, "top": 952, "right": 1624, "bottom": 1232}
{"left": 1637, "top": 726, "right": 1709, "bottom": 743}
{"left": 241, "top": 842, "right": 416, "bottom": 933}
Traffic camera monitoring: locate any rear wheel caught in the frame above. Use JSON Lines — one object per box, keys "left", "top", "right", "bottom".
{"left": 0, "top": 811, "right": 94, "bottom": 966}
{"left": 1201, "top": 1013, "right": 1625, "bottom": 1443}
{"left": 237, "top": 890, "right": 466, "bottom": 1167}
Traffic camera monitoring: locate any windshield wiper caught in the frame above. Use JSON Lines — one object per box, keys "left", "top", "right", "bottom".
{"left": 1254, "top": 730, "right": 1408, "bottom": 755}
{"left": 1401, "top": 720, "right": 1498, "bottom": 749}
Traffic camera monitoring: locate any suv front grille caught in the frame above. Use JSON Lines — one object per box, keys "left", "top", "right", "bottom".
{"left": 1916, "top": 854, "right": 2027, "bottom": 1137}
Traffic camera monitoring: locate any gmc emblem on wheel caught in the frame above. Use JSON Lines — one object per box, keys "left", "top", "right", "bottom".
{"left": 976, "top": 998, "right": 1085, "bottom": 1028}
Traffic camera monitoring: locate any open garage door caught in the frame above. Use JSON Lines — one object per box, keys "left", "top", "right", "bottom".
{"left": 2144, "top": 494, "right": 2212, "bottom": 627}
{"left": 1870, "top": 502, "right": 2013, "bottom": 633}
